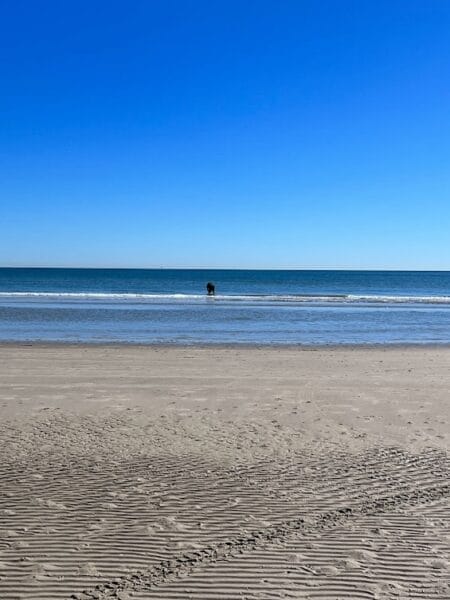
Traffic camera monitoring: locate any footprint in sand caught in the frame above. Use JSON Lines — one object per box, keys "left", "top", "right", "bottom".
{"left": 138, "top": 524, "right": 162, "bottom": 535}
{"left": 34, "top": 498, "right": 67, "bottom": 510}
{"left": 100, "top": 502, "right": 118, "bottom": 509}
{"left": 338, "top": 557, "right": 361, "bottom": 570}
{"left": 78, "top": 562, "right": 100, "bottom": 576}
{"left": 160, "top": 516, "right": 189, "bottom": 531}
{"left": 228, "top": 497, "right": 241, "bottom": 507}
{"left": 427, "top": 558, "right": 450, "bottom": 570}
{"left": 286, "top": 552, "right": 309, "bottom": 563}
{"left": 315, "top": 565, "right": 341, "bottom": 576}
{"left": 0, "top": 530, "right": 19, "bottom": 538}
{"left": 350, "top": 549, "right": 377, "bottom": 562}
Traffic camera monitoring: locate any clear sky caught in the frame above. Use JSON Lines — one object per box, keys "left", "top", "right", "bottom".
{"left": 1, "top": 0, "right": 449, "bottom": 269}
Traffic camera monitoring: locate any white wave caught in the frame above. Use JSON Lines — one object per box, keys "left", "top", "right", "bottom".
{"left": 0, "top": 291, "right": 450, "bottom": 305}
{"left": 0, "top": 292, "right": 202, "bottom": 300}
{"left": 347, "top": 294, "right": 450, "bottom": 304}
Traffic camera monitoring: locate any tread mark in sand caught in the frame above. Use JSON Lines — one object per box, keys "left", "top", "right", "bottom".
{"left": 72, "top": 481, "right": 450, "bottom": 599}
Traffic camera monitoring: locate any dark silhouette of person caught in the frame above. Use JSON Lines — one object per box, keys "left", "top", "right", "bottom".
{"left": 206, "top": 282, "right": 215, "bottom": 296}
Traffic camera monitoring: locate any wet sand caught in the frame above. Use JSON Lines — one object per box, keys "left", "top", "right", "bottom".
{"left": 0, "top": 344, "right": 449, "bottom": 599}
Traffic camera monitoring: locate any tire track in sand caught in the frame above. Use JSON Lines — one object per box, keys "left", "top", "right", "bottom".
{"left": 74, "top": 481, "right": 450, "bottom": 599}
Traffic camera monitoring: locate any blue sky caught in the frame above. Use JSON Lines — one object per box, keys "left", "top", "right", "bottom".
{"left": 1, "top": 0, "right": 449, "bottom": 268}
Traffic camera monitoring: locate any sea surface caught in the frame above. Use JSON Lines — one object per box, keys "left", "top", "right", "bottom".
{"left": 1, "top": 268, "right": 450, "bottom": 345}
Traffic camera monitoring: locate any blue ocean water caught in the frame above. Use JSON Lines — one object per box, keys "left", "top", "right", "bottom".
{"left": 0, "top": 268, "right": 450, "bottom": 345}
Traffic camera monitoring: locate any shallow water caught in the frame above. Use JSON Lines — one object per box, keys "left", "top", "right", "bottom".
{"left": 1, "top": 268, "right": 449, "bottom": 344}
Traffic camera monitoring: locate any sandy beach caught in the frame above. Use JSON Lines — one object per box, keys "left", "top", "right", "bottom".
{"left": 0, "top": 344, "right": 449, "bottom": 599}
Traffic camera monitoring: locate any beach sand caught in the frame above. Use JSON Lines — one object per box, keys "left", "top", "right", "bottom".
{"left": 0, "top": 344, "right": 449, "bottom": 599}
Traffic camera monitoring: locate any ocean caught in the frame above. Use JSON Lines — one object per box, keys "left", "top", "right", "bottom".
{"left": 0, "top": 268, "right": 450, "bottom": 345}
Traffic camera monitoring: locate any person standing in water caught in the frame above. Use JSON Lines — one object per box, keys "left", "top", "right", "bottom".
{"left": 206, "top": 282, "right": 215, "bottom": 295}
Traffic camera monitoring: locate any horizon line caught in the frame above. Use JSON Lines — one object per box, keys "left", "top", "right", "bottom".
{"left": 1, "top": 265, "right": 450, "bottom": 272}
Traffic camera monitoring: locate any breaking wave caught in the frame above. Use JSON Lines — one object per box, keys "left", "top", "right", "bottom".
{"left": 1, "top": 291, "right": 450, "bottom": 305}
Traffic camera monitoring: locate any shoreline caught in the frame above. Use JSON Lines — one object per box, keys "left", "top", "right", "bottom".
{"left": 2, "top": 339, "right": 450, "bottom": 350}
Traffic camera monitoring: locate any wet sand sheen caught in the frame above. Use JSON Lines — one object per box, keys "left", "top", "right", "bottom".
{"left": 0, "top": 345, "right": 449, "bottom": 599}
